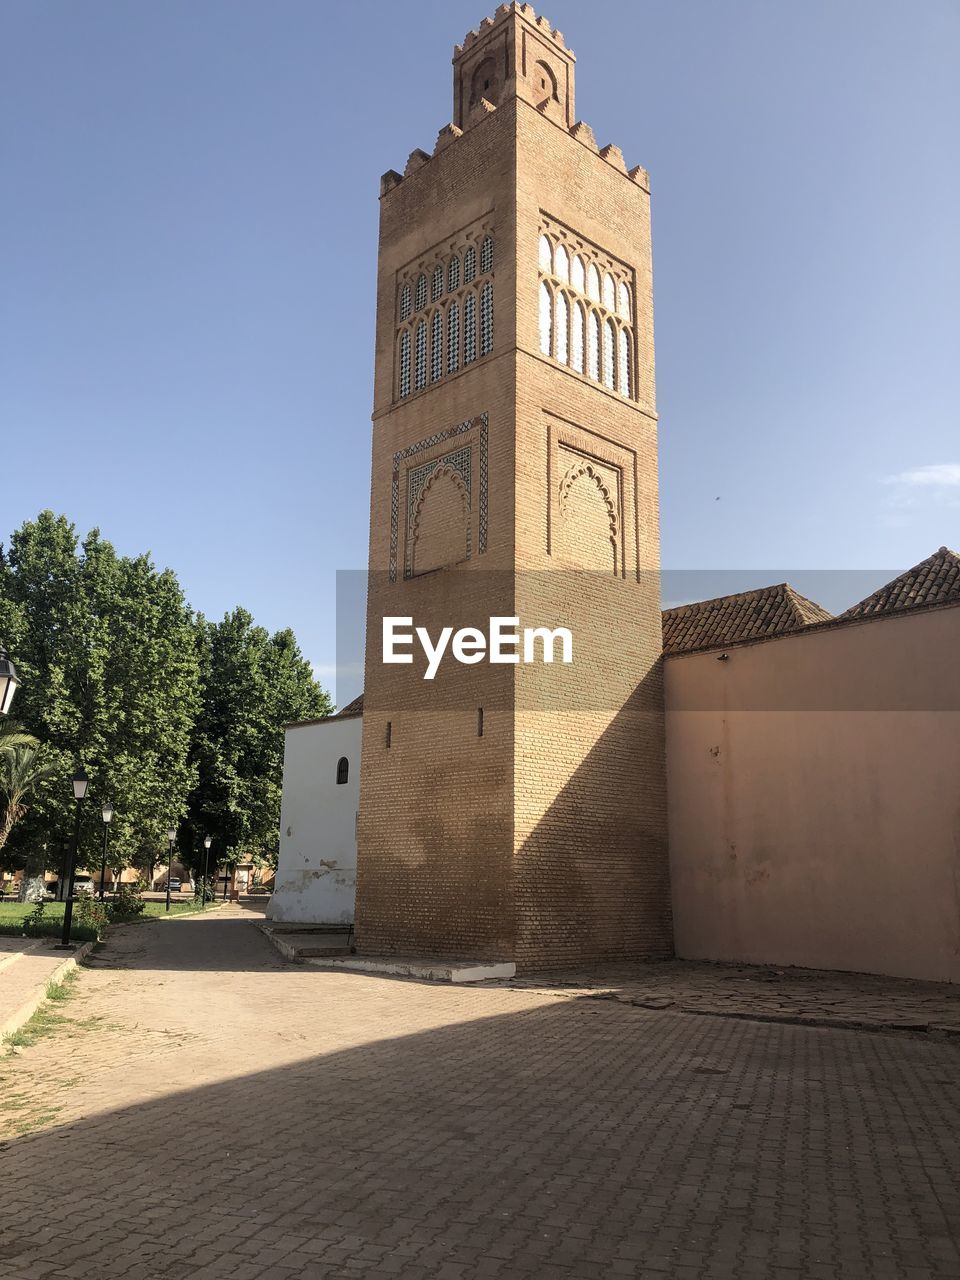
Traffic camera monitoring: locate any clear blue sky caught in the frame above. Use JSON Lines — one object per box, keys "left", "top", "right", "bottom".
{"left": 3, "top": 0, "right": 958, "bottom": 701}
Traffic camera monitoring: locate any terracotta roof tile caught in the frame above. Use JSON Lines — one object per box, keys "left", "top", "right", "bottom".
{"left": 838, "top": 546, "right": 960, "bottom": 619}
{"left": 662, "top": 583, "right": 833, "bottom": 656}
{"left": 335, "top": 693, "right": 364, "bottom": 718}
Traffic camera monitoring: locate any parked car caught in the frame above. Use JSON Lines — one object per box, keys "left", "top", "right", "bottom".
{"left": 167, "top": 877, "right": 182, "bottom": 893}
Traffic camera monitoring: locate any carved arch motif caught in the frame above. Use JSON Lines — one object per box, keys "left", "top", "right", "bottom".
{"left": 558, "top": 460, "right": 620, "bottom": 574}
{"left": 410, "top": 462, "right": 471, "bottom": 577}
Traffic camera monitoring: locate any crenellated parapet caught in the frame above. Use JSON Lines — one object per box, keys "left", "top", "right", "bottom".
{"left": 379, "top": 6, "right": 647, "bottom": 198}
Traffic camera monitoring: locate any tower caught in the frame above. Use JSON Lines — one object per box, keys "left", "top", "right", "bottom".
{"left": 355, "top": 3, "right": 670, "bottom": 969}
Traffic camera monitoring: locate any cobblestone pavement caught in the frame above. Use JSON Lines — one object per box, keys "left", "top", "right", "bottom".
{"left": 509, "top": 960, "right": 960, "bottom": 1037}
{"left": 1, "top": 910, "right": 959, "bottom": 1280}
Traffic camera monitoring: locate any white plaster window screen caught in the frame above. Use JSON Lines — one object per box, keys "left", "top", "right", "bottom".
{"left": 537, "top": 219, "right": 636, "bottom": 400}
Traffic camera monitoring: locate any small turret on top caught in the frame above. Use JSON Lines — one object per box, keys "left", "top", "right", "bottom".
{"left": 453, "top": 3, "right": 576, "bottom": 131}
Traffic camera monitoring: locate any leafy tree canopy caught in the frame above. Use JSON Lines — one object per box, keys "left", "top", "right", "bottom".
{"left": 0, "top": 512, "right": 331, "bottom": 879}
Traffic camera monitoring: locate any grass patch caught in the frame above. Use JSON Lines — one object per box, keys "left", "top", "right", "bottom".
{"left": 0, "top": 898, "right": 218, "bottom": 938}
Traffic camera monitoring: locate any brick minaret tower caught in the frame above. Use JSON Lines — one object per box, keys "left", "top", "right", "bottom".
{"left": 355, "top": 3, "right": 671, "bottom": 969}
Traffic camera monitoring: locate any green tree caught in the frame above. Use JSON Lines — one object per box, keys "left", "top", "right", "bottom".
{"left": 182, "top": 609, "right": 331, "bottom": 875}
{"left": 0, "top": 513, "right": 201, "bottom": 880}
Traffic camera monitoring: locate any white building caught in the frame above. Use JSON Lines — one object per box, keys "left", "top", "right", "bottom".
{"left": 268, "top": 697, "right": 362, "bottom": 924}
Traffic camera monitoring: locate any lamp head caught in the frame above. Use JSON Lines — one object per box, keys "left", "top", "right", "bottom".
{"left": 101, "top": 803, "right": 114, "bottom": 824}
{"left": 72, "top": 769, "right": 89, "bottom": 801}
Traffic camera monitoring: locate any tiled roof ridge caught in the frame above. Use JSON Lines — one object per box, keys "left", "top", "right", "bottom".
{"left": 839, "top": 545, "right": 960, "bottom": 619}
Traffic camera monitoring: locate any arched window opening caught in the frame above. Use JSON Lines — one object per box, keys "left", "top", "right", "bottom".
{"left": 587, "top": 264, "right": 600, "bottom": 302}
{"left": 480, "top": 236, "right": 494, "bottom": 274}
{"left": 415, "top": 321, "right": 427, "bottom": 390}
{"left": 336, "top": 757, "right": 349, "bottom": 785}
{"left": 398, "top": 330, "right": 411, "bottom": 398}
{"left": 448, "top": 256, "right": 460, "bottom": 292}
{"left": 572, "top": 303, "right": 585, "bottom": 373}
{"left": 556, "top": 291, "right": 569, "bottom": 365}
{"left": 447, "top": 302, "right": 460, "bottom": 374}
{"left": 603, "top": 272, "right": 616, "bottom": 311}
{"left": 618, "top": 280, "right": 631, "bottom": 320}
{"left": 619, "top": 327, "right": 631, "bottom": 398}
{"left": 588, "top": 311, "right": 600, "bottom": 380}
{"left": 415, "top": 274, "right": 427, "bottom": 311}
{"left": 555, "top": 244, "right": 569, "bottom": 283}
{"left": 539, "top": 234, "right": 553, "bottom": 272}
{"left": 539, "top": 282, "right": 552, "bottom": 356}
{"left": 480, "top": 282, "right": 494, "bottom": 355}
{"left": 432, "top": 264, "right": 443, "bottom": 302}
{"left": 572, "top": 255, "right": 586, "bottom": 294}
{"left": 603, "top": 318, "right": 616, "bottom": 389}
{"left": 431, "top": 310, "right": 443, "bottom": 382}
{"left": 464, "top": 292, "right": 477, "bottom": 364}
{"left": 464, "top": 245, "right": 477, "bottom": 283}
{"left": 399, "top": 283, "right": 411, "bottom": 322}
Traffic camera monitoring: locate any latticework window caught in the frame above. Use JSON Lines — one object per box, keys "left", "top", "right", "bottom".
{"left": 447, "top": 302, "right": 460, "bottom": 373}
{"left": 399, "top": 330, "right": 411, "bottom": 398}
{"left": 464, "top": 246, "right": 477, "bottom": 283}
{"left": 588, "top": 311, "right": 600, "bottom": 380}
{"left": 415, "top": 274, "right": 427, "bottom": 311}
{"left": 537, "top": 226, "right": 635, "bottom": 400}
{"left": 572, "top": 303, "right": 585, "bottom": 373}
{"left": 464, "top": 292, "right": 477, "bottom": 363}
{"left": 556, "top": 291, "right": 569, "bottom": 365}
{"left": 480, "top": 282, "right": 493, "bottom": 355}
{"left": 539, "top": 282, "right": 552, "bottom": 356}
{"left": 619, "top": 327, "right": 631, "bottom": 398}
{"left": 430, "top": 310, "right": 443, "bottom": 382}
{"left": 399, "top": 283, "right": 411, "bottom": 322}
{"left": 432, "top": 264, "right": 443, "bottom": 302}
{"left": 415, "top": 320, "right": 427, "bottom": 390}
{"left": 448, "top": 256, "right": 460, "bottom": 292}
{"left": 603, "top": 318, "right": 616, "bottom": 389}
{"left": 480, "top": 236, "right": 494, "bottom": 274}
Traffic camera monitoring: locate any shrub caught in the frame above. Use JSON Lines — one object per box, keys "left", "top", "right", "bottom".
{"left": 74, "top": 889, "right": 110, "bottom": 934}
{"left": 109, "top": 883, "right": 145, "bottom": 920}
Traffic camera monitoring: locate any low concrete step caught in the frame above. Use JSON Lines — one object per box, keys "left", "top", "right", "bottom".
{"left": 306, "top": 955, "right": 516, "bottom": 984}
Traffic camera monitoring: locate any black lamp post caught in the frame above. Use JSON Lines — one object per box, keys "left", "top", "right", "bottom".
{"left": 57, "top": 768, "right": 89, "bottom": 948}
{"left": 98, "top": 803, "right": 114, "bottom": 900}
{"left": 165, "top": 825, "right": 177, "bottom": 912}
{"left": 202, "top": 835, "right": 212, "bottom": 908}
{"left": 0, "top": 649, "right": 21, "bottom": 717}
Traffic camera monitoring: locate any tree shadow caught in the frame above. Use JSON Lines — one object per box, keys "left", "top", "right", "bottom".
{"left": 2, "top": 988, "right": 959, "bottom": 1278}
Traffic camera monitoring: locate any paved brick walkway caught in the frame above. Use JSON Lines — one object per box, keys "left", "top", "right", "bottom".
{"left": 509, "top": 960, "right": 960, "bottom": 1037}
{"left": 1, "top": 909, "right": 959, "bottom": 1279}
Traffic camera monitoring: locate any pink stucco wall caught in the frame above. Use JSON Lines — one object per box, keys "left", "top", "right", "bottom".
{"left": 665, "top": 603, "right": 960, "bottom": 983}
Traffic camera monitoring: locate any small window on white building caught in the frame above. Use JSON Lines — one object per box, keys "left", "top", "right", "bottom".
{"left": 336, "top": 757, "right": 349, "bottom": 785}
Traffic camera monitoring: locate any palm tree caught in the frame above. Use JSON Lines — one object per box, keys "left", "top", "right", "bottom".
{"left": 0, "top": 720, "right": 38, "bottom": 756}
{"left": 0, "top": 743, "right": 57, "bottom": 853}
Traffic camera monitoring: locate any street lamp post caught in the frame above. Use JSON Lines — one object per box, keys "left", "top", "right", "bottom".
{"left": 165, "top": 826, "right": 177, "bottom": 913}
{"left": 98, "top": 803, "right": 114, "bottom": 901}
{"left": 0, "top": 649, "right": 21, "bottom": 717}
{"left": 202, "top": 835, "right": 212, "bottom": 908}
{"left": 57, "top": 769, "right": 89, "bottom": 948}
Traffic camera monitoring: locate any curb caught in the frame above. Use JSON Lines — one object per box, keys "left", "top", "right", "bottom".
{"left": 0, "top": 940, "right": 95, "bottom": 1043}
